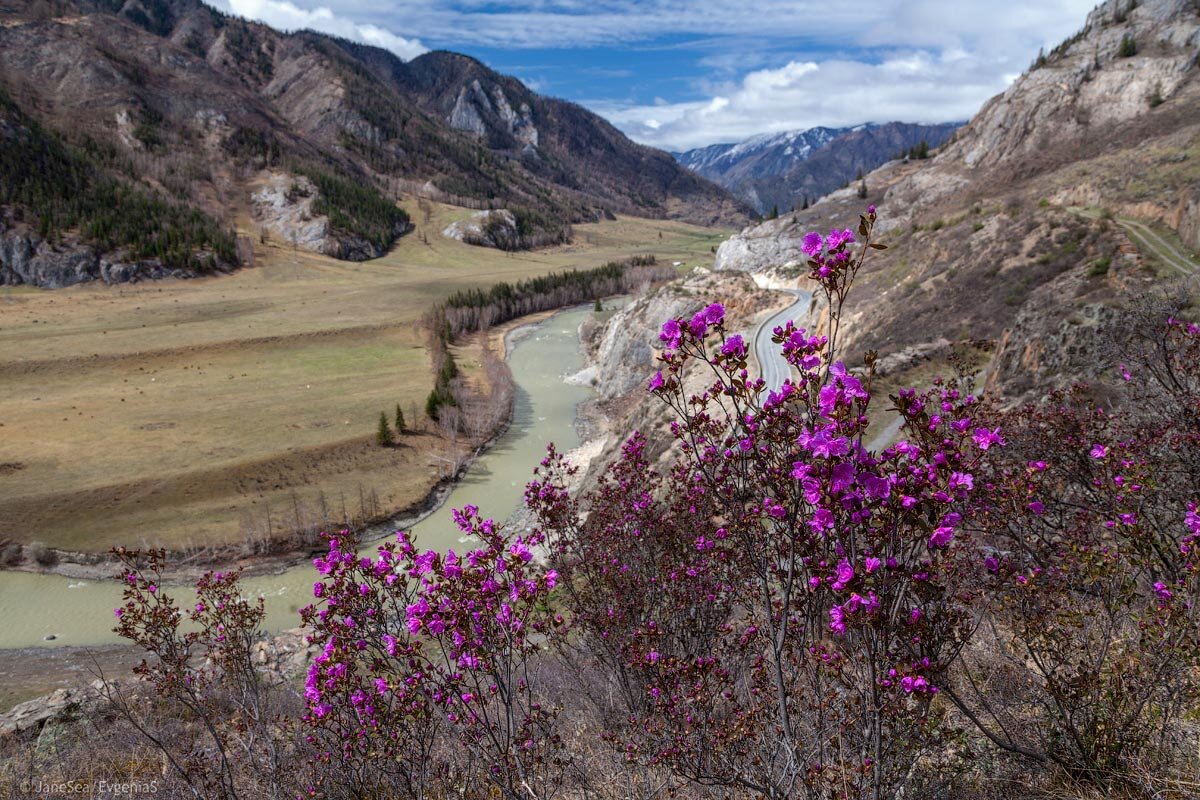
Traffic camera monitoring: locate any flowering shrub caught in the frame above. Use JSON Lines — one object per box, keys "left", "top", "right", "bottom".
{"left": 956, "top": 316, "right": 1200, "bottom": 790}
{"left": 299, "top": 509, "right": 567, "bottom": 799}
{"left": 112, "top": 548, "right": 289, "bottom": 799}
{"left": 106, "top": 209, "right": 1200, "bottom": 799}
{"left": 528, "top": 208, "right": 997, "bottom": 799}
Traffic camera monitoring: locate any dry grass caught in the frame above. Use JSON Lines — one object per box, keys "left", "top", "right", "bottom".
{"left": 0, "top": 199, "right": 729, "bottom": 551}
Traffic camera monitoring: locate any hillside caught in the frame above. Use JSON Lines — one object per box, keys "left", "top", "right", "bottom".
{"left": 0, "top": 0, "right": 745, "bottom": 286}
{"left": 711, "top": 0, "right": 1200, "bottom": 404}
{"left": 674, "top": 121, "right": 960, "bottom": 214}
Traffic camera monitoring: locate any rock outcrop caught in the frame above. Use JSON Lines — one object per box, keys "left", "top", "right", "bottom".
{"left": 442, "top": 209, "right": 519, "bottom": 250}
{"left": 709, "top": 0, "right": 1199, "bottom": 404}
{"left": 0, "top": 221, "right": 192, "bottom": 288}
{"left": 0, "top": 627, "right": 317, "bottom": 740}
{"left": 714, "top": 215, "right": 810, "bottom": 273}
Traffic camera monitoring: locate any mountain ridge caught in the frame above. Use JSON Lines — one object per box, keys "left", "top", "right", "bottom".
{"left": 0, "top": 0, "right": 747, "bottom": 287}
{"left": 674, "top": 121, "right": 961, "bottom": 214}
{"left": 712, "top": 0, "right": 1200, "bottom": 403}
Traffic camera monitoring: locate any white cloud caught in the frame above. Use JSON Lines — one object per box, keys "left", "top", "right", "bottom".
{"left": 210, "top": 0, "right": 1101, "bottom": 148}
{"left": 215, "top": 0, "right": 428, "bottom": 60}
{"left": 602, "top": 50, "right": 1003, "bottom": 151}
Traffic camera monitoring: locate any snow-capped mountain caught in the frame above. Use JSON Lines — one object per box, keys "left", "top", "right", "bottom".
{"left": 674, "top": 122, "right": 961, "bottom": 214}
{"left": 673, "top": 127, "right": 845, "bottom": 180}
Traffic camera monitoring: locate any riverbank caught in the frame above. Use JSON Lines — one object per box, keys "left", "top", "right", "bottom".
{"left": 0, "top": 304, "right": 602, "bottom": 652}
{"left": 0, "top": 308, "right": 569, "bottom": 586}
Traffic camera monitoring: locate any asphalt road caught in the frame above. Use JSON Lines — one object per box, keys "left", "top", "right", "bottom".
{"left": 753, "top": 289, "right": 811, "bottom": 391}
{"left": 752, "top": 289, "right": 905, "bottom": 451}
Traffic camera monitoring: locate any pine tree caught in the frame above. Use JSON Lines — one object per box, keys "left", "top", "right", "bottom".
{"left": 395, "top": 403, "right": 406, "bottom": 434}
{"left": 376, "top": 412, "right": 392, "bottom": 447}
{"left": 801, "top": 197, "right": 809, "bottom": 210}
{"left": 594, "top": 298, "right": 603, "bottom": 312}
{"left": 857, "top": 179, "right": 868, "bottom": 199}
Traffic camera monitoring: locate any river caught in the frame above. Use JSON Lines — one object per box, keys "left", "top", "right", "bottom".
{"left": 0, "top": 305, "right": 597, "bottom": 650}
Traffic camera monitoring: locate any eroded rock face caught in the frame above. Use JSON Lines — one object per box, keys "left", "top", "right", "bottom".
{"left": 250, "top": 172, "right": 399, "bottom": 261}
{"left": 714, "top": 216, "right": 808, "bottom": 273}
{"left": 251, "top": 173, "right": 332, "bottom": 253}
{"left": 449, "top": 79, "right": 539, "bottom": 149}
{"left": 442, "top": 209, "right": 519, "bottom": 250}
{"left": 947, "top": 0, "right": 1199, "bottom": 171}
{"left": 590, "top": 286, "right": 709, "bottom": 400}
{"left": 0, "top": 222, "right": 185, "bottom": 288}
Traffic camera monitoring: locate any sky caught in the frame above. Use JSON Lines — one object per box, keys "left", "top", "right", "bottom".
{"left": 212, "top": 0, "right": 1100, "bottom": 152}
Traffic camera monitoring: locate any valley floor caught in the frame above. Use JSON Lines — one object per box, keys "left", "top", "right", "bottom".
{"left": 0, "top": 199, "right": 727, "bottom": 552}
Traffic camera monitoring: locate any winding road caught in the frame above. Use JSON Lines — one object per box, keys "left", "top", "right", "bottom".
{"left": 753, "top": 288, "right": 905, "bottom": 451}
{"left": 753, "top": 289, "right": 811, "bottom": 391}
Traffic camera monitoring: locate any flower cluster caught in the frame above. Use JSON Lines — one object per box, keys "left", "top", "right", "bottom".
{"left": 530, "top": 208, "right": 993, "bottom": 798}
{"left": 299, "top": 508, "right": 565, "bottom": 798}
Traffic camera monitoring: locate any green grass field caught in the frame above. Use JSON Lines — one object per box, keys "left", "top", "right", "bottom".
{"left": 0, "top": 199, "right": 729, "bottom": 551}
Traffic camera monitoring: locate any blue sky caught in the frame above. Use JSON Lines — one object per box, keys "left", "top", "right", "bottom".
{"left": 214, "top": 1, "right": 1099, "bottom": 151}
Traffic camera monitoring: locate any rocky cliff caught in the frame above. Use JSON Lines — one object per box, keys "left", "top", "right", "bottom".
{"left": 0, "top": 0, "right": 746, "bottom": 288}
{"left": 712, "top": 0, "right": 1200, "bottom": 403}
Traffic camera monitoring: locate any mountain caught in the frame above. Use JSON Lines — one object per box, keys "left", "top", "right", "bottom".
{"left": 713, "top": 0, "right": 1200, "bottom": 402}
{"left": 674, "top": 127, "right": 845, "bottom": 187}
{"left": 674, "top": 122, "right": 961, "bottom": 214}
{"left": 0, "top": 0, "right": 746, "bottom": 287}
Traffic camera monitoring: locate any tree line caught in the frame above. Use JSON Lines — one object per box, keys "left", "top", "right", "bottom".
{"left": 422, "top": 256, "right": 673, "bottom": 421}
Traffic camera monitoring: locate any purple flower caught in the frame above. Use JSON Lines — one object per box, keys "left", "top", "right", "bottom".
{"left": 510, "top": 540, "right": 533, "bottom": 563}
{"left": 828, "top": 604, "right": 846, "bottom": 634}
{"left": 720, "top": 334, "right": 745, "bottom": 357}
{"left": 703, "top": 303, "right": 725, "bottom": 326}
{"left": 972, "top": 427, "right": 1005, "bottom": 450}
{"left": 928, "top": 526, "right": 955, "bottom": 549}
{"left": 1153, "top": 582, "right": 1172, "bottom": 601}
{"left": 648, "top": 370, "right": 664, "bottom": 392}
{"left": 831, "top": 559, "right": 855, "bottom": 591}
{"left": 825, "top": 228, "right": 856, "bottom": 250}
{"left": 864, "top": 556, "right": 881, "bottom": 574}
{"left": 801, "top": 232, "right": 824, "bottom": 256}
{"left": 1090, "top": 444, "right": 1108, "bottom": 459}
{"left": 948, "top": 471, "right": 974, "bottom": 491}
{"left": 659, "top": 319, "right": 682, "bottom": 350}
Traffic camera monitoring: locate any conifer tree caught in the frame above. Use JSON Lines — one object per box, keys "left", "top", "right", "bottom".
{"left": 395, "top": 404, "right": 406, "bottom": 435}
{"left": 376, "top": 412, "right": 392, "bottom": 447}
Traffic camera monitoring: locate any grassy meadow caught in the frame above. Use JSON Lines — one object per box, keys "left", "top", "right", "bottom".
{"left": 0, "top": 199, "right": 729, "bottom": 551}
